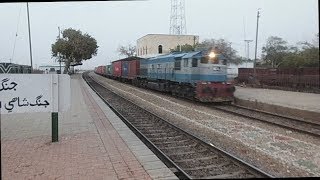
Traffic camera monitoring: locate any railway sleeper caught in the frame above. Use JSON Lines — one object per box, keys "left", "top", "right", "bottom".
{"left": 182, "top": 161, "right": 231, "bottom": 171}
{"left": 168, "top": 151, "right": 215, "bottom": 160}
{"left": 137, "top": 128, "right": 169, "bottom": 133}
{"left": 154, "top": 141, "right": 197, "bottom": 148}
{"left": 174, "top": 156, "right": 220, "bottom": 163}
{"left": 198, "top": 170, "right": 256, "bottom": 179}
{"left": 186, "top": 164, "right": 245, "bottom": 179}
{"left": 170, "top": 153, "right": 220, "bottom": 163}
{"left": 152, "top": 141, "right": 196, "bottom": 148}
{"left": 163, "top": 148, "right": 207, "bottom": 156}
{"left": 147, "top": 136, "right": 186, "bottom": 142}
{"left": 143, "top": 132, "right": 180, "bottom": 138}
{"left": 145, "top": 136, "right": 184, "bottom": 141}
{"left": 176, "top": 156, "right": 227, "bottom": 168}
{"left": 133, "top": 123, "right": 167, "bottom": 128}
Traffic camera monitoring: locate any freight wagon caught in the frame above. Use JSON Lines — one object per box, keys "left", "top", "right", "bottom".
{"left": 237, "top": 67, "right": 320, "bottom": 92}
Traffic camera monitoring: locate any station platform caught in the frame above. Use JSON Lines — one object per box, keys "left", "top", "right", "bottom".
{"left": 1, "top": 74, "right": 177, "bottom": 180}
{"left": 234, "top": 86, "right": 320, "bottom": 122}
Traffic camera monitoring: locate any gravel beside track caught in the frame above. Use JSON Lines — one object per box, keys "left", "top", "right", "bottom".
{"left": 212, "top": 105, "right": 320, "bottom": 137}
{"left": 83, "top": 72, "right": 271, "bottom": 179}
{"left": 89, "top": 72, "right": 320, "bottom": 177}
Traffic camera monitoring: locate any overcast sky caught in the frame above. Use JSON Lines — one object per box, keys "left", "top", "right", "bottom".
{"left": 0, "top": 0, "right": 318, "bottom": 69}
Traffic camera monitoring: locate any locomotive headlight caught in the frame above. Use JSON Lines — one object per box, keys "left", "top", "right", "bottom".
{"left": 209, "top": 52, "right": 216, "bottom": 58}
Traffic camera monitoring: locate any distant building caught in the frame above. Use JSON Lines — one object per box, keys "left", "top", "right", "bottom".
{"left": 136, "top": 34, "right": 199, "bottom": 58}
{"left": 38, "top": 63, "right": 65, "bottom": 74}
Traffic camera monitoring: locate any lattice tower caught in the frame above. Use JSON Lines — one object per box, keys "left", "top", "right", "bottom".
{"left": 169, "top": 0, "right": 186, "bottom": 35}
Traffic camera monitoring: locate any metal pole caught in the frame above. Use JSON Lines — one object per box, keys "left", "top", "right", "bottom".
{"left": 27, "top": 2, "right": 33, "bottom": 73}
{"left": 254, "top": 9, "right": 260, "bottom": 81}
{"left": 52, "top": 112, "right": 58, "bottom": 142}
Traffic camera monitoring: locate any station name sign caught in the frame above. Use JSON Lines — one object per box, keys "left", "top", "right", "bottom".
{"left": 0, "top": 74, "right": 70, "bottom": 114}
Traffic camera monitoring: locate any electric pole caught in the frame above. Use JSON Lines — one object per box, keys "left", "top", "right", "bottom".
{"left": 27, "top": 2, "right": 33, "bottom": 73}
{"left": 254, "top": 9, "right": 261, "bottom": 81}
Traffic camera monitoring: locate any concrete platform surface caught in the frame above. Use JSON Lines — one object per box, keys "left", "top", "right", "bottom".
{"left": 234, "top": 86, "right": 320, "bottom": 121}
{"left": 1, "top": 74, "right": 177, "bottom": 180}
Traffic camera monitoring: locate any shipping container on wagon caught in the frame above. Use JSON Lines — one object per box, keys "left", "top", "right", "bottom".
{"left": 101, "top": 65, "right": 106, "bottom": 75}
{"left": 112, "top": 61, "right": 122, "bottom": 77}
{"left": 106, "top": 65, "right": 112, "bottom": 76}
{"left": 96, "top": 65, "right": 105, "bottom": 75}
{"left": 128, "top": 59, "right": 141, "bottom": 79}
{"left": 122, "top": 60, "right": 129, "bottom": 78}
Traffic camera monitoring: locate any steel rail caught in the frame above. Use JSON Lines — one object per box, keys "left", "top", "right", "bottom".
{"left": 212, "top": 104, "right": 320, "bottom": 138}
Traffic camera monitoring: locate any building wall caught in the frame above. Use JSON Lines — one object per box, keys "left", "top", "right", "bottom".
{"left": 136, "top": 34, "right": 199, "bottom": 58}
{"left": 39, "top": 65, "right": 65, "bottom": 74}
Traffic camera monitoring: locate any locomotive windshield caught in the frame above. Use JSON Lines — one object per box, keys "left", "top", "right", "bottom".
{"left": 200, "top": 56, "right": 219, "bottom": 64}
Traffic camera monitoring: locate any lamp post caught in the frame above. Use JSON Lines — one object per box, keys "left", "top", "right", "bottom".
{"left": 254, "top": 8, "right": 261, "bottom": 82}
{"left": 27, "top": 2, "right": 33, "bottom": 73}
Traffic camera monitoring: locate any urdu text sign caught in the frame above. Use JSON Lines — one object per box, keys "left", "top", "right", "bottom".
{"left": 0, "top": 74, "right": 70, "bottom": 114}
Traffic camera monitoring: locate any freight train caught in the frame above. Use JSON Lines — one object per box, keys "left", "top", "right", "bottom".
{"left": 95, "top": 49, "right": 235, "bottom": 102}
{"left": 236, "top": 67, "right": 320, "bottom": 92}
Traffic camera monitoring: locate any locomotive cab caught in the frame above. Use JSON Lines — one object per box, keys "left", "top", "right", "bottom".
{"left": 189, "top": 49, "right": 235, "bottom": 102}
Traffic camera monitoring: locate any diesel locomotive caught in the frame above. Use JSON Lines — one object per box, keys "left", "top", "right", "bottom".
{"left": 95, "top": 49, "right": 235, "bottom": 102}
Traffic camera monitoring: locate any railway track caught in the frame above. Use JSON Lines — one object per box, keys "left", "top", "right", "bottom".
{"left": 212, "top": 105, "right": 320, "bottom": 138}
{"left": 83, "top": 72, "right": 273, "bottom": 179}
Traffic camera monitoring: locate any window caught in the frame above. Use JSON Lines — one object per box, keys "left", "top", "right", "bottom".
{"left": 158, "top": 45, "right": 163, "bottom": 54}
{"left": 157, "top": 64, "right": 161, "bottom": 68}
{"left": 151, "top": 64, "right": 154, "bottom": 69}
{"left": 174, "top": 57, "right": 181, "bottom": 70}
{"left": 192, "top": 58, "right": 198, "bottom": 67}
{"left": 200, "top": 57, "right": 209, "bottom": 64}
{"left": 183, "top": 58, "right": 188, "bottom": 67}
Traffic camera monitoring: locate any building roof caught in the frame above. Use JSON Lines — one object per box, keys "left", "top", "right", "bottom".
{"left": 137, "top": 34, "right": 199, "bottom": 41}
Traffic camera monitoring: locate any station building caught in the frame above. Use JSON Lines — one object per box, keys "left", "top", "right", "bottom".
{"left": 136, "top": 34, "right": 199, "bottom": 58}
{"left": 39, "top": 63, "right": 65, "bottom": 74}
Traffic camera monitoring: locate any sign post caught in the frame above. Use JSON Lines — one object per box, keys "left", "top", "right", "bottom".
{"left": 0, "top": 107, "right": 2, "bottom": 180}
{"left": 51, "top": 112, "right": 58, "bottom": 142}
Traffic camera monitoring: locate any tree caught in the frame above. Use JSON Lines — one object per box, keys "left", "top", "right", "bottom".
{"left": 261, "top": 36, "right": 289, "bottom": 67}
{"left": 196, "top": 38, "right": 242, "bottom": 65}
{"left": 51, "top": 28, "right": 98, "bottom": 73}
{"left": 312, "top": 33, "right": 319, "bottom": 48}
{"left": 118, "top": 44, "right": 136, "bottom": 57}
{"left": 261, "top": 34, "right": 319, "bottom": 68}
{"left": 170, "top": 43, "right": 195, "bottom": 52}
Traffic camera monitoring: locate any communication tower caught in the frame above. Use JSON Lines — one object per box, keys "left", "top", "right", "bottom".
{"left": 169, "top": 0, "right": 186, "bottom": 35}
